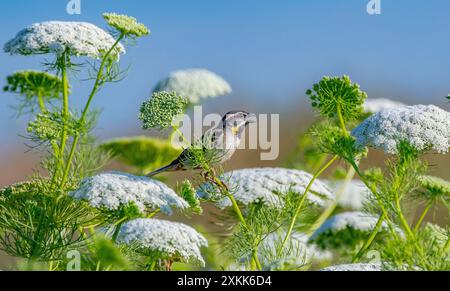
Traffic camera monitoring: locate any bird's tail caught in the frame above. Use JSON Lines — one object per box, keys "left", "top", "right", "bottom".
{"left": 146, "top": 163, "right": 177, "bottom": 177}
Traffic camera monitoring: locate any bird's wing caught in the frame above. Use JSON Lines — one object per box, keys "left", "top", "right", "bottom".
{"left": 202, "top": 127, "right": 225, "bottom": 150}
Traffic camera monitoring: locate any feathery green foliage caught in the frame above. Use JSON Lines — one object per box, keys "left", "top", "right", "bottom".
{"left": 179, "top": 180, "right": 203, "bottom": 215}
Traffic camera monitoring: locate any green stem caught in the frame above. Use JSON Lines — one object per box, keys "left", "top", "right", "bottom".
{"left": 37, "top": 92, "right": 46, "bottom": 113}
{"left": 352, "top": 213, "right": 386, "bottom": 263}
{"left": 58, "top": 35, "right": 124, "bottom": 189}
{"left": 414, "top": 201, "right": 433, "bottom": 232}
{"left": 308, "top": 166, "right": 357, "bottom": 235}
{"left": 228, "top": 194, "right": 247, "bottom": 227}
{"left": 209, "top": 173, "right": 262, "bottom": 271}
{"left": 336, "top": 104, "right": 348, "bottom": 137}
{"left": 51, "top": 53, "right": 70, "bottom": 188}
{"left": 280, "top": 155, "right": 338, "bottom": 252}
{"left": 394, "top": 193, "right": 414, "bottom": 238}
{"left": 444, "top": 238, "right": 450, "bottom": 252}
{"left": 147, "top": 259, "right": 157, "bottom": 271}
{"left": 147, "top": 209, "right": 161, "bottom": 218}
{"left": 112, "top": 216, "right": 128, "bottom": 242}
{"left": 59, "top": 52, "right": 70, "bottom": 162}
{"left": 348, "top": 161, "right": 398, "bottom": 238}
{"left": 252, "top": 249, "right": 263, "bottom": 271}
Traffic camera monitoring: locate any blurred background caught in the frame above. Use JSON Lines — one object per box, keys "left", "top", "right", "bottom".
{"left": 1, "top": 0, "right": 450, "bottom": 269}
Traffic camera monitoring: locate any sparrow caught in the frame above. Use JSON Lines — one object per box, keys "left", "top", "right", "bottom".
{"left": 147, "top": 111, "right": 257, "bottom": 176}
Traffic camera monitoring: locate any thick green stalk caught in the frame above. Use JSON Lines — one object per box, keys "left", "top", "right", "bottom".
{"left": 414, "top": 201, "right": 432, "bottom": 232}
{"left": 394, "top": 193, "right": 414, "bottom": 238}
{"left": 336, "top": 104, "right": 349, "bottom": 137}
{"left": 352, "top": 213, "right": 386, "bottom": 263}
{"left": 37, "top": 92, "right": 46, "bottom": 113}
{"left": 59, "top": 52, "right": 70, "bottom": 161}
{"left": 59, "top": 35, "right": 124, "bottom": 189}
{"left": 280, "top": 155, "right": 338, "bottom": 252}
{"left": 50, "top": 53, "right": 70, "bottom": 188}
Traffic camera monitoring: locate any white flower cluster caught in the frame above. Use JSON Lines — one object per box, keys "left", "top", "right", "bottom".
{"left": 4, "top": 21, "right": 125, "bottom": 58}
{"left": 352, "top": 105, "right": 450, "bottom": 154}
{"left": 310, "top": 212, "right": 388, "bottom": 241}
{"left": 69, "top": 171, "right": 188, "bottom": 215}
{"left": 153, "top": 69, "right": 232, "bottom": 103}
{"left": 321, "top": 263, "right": 381, "bottom": 271}
{"left": 259, "top": 232, "right": 333, "bottom": 270}
{"left": 197, "top": 168, "right": 333, "bottom": 209}
{"left": 363, "top": 98, "right": 405, "bottom": 114}
{"left": 116, "top": 218, "right": 208, "bottom": 266}
{"left": 325, "top": 180, "right": 372, "bottom": 210}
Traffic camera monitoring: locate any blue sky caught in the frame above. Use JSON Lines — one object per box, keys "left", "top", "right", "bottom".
{"left": 1, "top": 0, "right": 450, "bottom": 150}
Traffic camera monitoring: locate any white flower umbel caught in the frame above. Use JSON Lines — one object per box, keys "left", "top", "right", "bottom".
{"left": 69, "top": 171, "right": 188, "bottom": 215}
{"left": 325, "top": 180, "right": 372, "bottom": 210}
{"left": 321, "top": 263, "right": 381, "bottom": 271}
{"left": 259, "top": 232, "right": 332, "bottom": 270}
{"left": 116, "top": 218, "right": 208, "bottom": 266}
{"left": 4, "top": 21, "right": 125, "bottom": 58}
{"left": 363, "top": 98, "right": 405, "bottom": 114}
{"left": 352, "top": 105, "right": 450, "bottom": 154}
{"left": 198, "top": 168, "right": 333, "bottom": 209}
{"left": 310, "top": 211, "right": 389, "bottom": 241}
{"left": 153, "top": 69, "right": 232, "bottom": 103}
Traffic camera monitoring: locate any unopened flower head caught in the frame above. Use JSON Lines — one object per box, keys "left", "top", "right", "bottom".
{"left": 307, "top": 75, "right": 367, "bottom": 121}
{"left": 103, "top": 13, "right": 150, "bottom": 38}
{"left": 363, "top": 98, "right": 406, "bottom": 114}
{"left": 419, "top": 175, "right": 450, "bottom": 200}
{"left": 4, "top": 21, "right": 125, "bottom": 59}
{"left": 28, "top": 111, "right": 77, "bottom": 142}
{"left": 153, "top": 69, "right": 232, "bottom": 104}
{"left": 198, "top": 168, "right": 333, "bottom": 209}
{"left": 325, "top": 180, "right": 372, "bottom": 210}
{"left": 352, "top": 105, "right": 450, "bottom": 154}
{"left": 139, "top": 91, "right": 188, "bottom": 130}
{"left": 321, "top": 263, "right": 381, "bottom": 271}
{"left": 116, "top": 218, "right": 208, "bottom": 266}
{"left": 69, "top": 171, "right": 188, "bottom": 215}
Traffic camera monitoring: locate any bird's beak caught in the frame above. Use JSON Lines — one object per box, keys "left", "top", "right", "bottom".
{"left": 245, "top": 113, "right": 257, "bottom": 125}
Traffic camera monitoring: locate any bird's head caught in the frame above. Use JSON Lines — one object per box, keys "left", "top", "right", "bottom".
{"left": 222, "top": 111, "right": 257, "bottom": 136}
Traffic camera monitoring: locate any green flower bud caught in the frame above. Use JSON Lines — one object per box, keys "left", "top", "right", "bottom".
{"left": 103, "top": 13, "right": 150, "bottom": 38}
{"left": 139, "top": 91, "right": 188, "bottom": 130}
{"left": 306, "top": 75, "right": 367, "bottom": 121}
